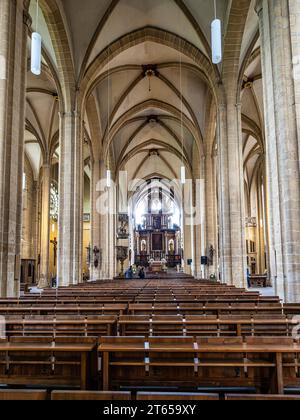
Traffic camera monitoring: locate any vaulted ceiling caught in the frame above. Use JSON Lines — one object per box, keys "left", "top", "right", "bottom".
{"left": 25, "top": 0, "right": 263, "bottom": 198}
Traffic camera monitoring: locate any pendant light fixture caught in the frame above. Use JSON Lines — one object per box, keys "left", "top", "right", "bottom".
{"left": 31, "top": 0, "right": 42, "bottom": 75}
{"left": 211, "top": 0, "right": 222, "bottom": 65}
{"left": 180, "top": 166, "right": 186, "bottom": 185}
{"left": 106, "top": 169, "right": 111, "bottom": 188}
{"left": 179, "top": 45, "right": 185, "bottom": 185}
{"left": 106, "top": 48, "right": 111, "bottom": 189}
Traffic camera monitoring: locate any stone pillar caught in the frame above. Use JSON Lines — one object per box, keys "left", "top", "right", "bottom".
{"left": 183, "top": 222, "right": 192, "bottom": 275}
{"left": 217, "top": 103, "right": 247, "bottom": 288}
{"left": 289, "top": 0, "right": 300, "bottom": 165}
{"left": 57, "top": 112, "right": 83, "bottom": 287}
{"left": 256, "top": 176, "right": 267, "bottom": 275}
{"left": 100, "top": 161, "right": 110, "bottom": 279}
{"left": 194, "top": 221, "right": 202, "bottom": 279}
{"left": 0, "top": 0, "right": 30, "bottom": 297}
{"left": 91, "top": 160, "right": 115, "bottom": 280}
{"left": 205, "top": 153, "right": 218, "bottom": 278}
{"left": 38, "top": 164, "right": 51, "bottom": 288}
{"left": 256, "top": 0, "right": 300, "bottom": 302}
{"left": 109, "top": 188, "right": 116, "bottom": 278}
{"left": 182, "top": 180, "right": 195, "bottom": 276}
{"left": 90, "top": 159, "right": 101, "bottom": 280}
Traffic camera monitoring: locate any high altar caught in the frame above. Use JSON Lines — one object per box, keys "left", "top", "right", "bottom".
{"left": 134, "top": 213, "right": 182, "bottom": 269}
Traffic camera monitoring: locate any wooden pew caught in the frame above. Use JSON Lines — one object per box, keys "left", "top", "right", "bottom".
{"left": 244, "top": 336, "right": 298, "bottom": 394}
{"left": 98, "top": 336, "right": 300, "bottom": 393}
{"left": 0, "top": 304, "right": 127, "bottom": 316}
{"left": 0, "top": 389, "right": 48, "bottom": 400}
{"left": 136, "top": 392, "right": 219, "bottom": 400}
{"left": 5, "top": 315, "right": 117, "bottom": 338}
{"left": 225, "top": 394, "right": 300, "bottom": 400}
{"left": 0, "top": 336, "right": 97, "bottom": 390}
{"left": 118, "top": 315, "right": 298, "bottom": 338}
{"left": 284, "top": 304, "right": 300, "bottom": 315}
{"left": 51, "top": 391, "right": 131, "bottom": 400}
{"left": 128, "top": 303, "right": 285, "bottom": 317}
{"left": 100, "top": 336, "right": 147, "bottom": 391}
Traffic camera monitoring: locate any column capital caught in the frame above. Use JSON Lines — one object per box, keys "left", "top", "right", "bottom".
{"left": 42, "top": 162, "right": 51, "bottom": 170}
{"left": 255, "top": 0, "right": 263, "bottom": 16}
{"left": 59, "top": 110, "right": 81, "bottom": 119}
{"left": 23, "top": 0, "right": 31, "bottom": 11}
{"left": 23, "top": 9, "right": 32, "bottom": 29}
{"left": 217, "top": 101, "right": 226, "bottom": 110}
{"left": 212, "top": 148, "right": 218, "bottom": 158}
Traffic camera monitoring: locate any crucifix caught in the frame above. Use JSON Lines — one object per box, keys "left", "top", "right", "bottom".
{"left": 50, "top": 237, "right": 58, "bottom": 267}
{"left": 86, "top": 243, "right": 91, "bottom": 266}
{"left": 209, "top": 245, "right": 215, "bottom": 266}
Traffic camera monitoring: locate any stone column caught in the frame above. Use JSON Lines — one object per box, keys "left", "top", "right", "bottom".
{"left": 38, "top": 164, "right": 51, "bottom": 288}
{"left": 194, "top": 170, "right": 206, "bottom": 279}
{"left": 217, "top": 103, "right": 247, "bottom": 288}
{"left": 100, "top": 161, "right": 110, "bottom": 279}
{"left": 182, "top": 180, "right": 195, "bottom": 276}
{"left": 205, "top": 152, "right": 218, "bottom": 278}
{"left": 57, "top": 112, "right": 83, "bottom": 287}
{"left": 194, "top": 221, "right": 202, "bottom": 279}
{"left": 289, "top": 0, "right": 300, "bottom": 165}
{"left": 0, "top": 0, "right": 30, "bottom": 297}
{"left": 256, "top": 176, "right": 266, "bottom": 274}
{"left": 256, "top": 0, "right": 300, "bottom": 302}
{"left": 90, "top": 159, "right": 101, "bottom": 280}
{"left": 109, "top": 188, "right": 116, "bottom": 278}
{"left": 91, "top": 160, "right": 115, "bottom": 280}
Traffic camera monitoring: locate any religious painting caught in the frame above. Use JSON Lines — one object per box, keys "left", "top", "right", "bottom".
{"left": 152, "top": 233, "right": 163, "bottom": 251}
{"left": 153, "top": 215, "right": 161, "bottom": 230}
{"left": 83, "top": 213, "right": 90, "bottom": 222}
{"left": 50, "top": 182, "right": 59, "bottom": 222}
{"left": 117, "top": 213, "right": 129, "bottom": 239}
{"left": 168, "top": 239, "right": 175, "bottom": 254}
{"left": 140, "top": 239, "right": 147, "bottom": 253}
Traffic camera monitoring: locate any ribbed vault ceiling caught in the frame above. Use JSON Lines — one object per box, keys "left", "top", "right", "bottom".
{"left": 25, "top": 0, "right": 263, "bottom": 192}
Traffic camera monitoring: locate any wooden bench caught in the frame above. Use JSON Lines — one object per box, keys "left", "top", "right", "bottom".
{"left": 136, "top": 392, "right": 219, "bottom": 400}
{"left": 0, "top": 336, "right": 97, "bottom": 390}
{"left": 0, "top": 389, "right": 47, "bottom": 400}
{"left": 5, "top": 315, "right": 117, "bottom": 338}
{"left": 0, "top": 304, "right": 126, "bottom": 316}
{"left": 51, "top": 391, "right": 131, "bottom": 400}
{"left": 128, "top": 303, "right": 284, "bottom": 317}
{"left": 225, "top": 394, "right": 300, "bottom": 400}
{"left": 98, "top": 336, "right": 300, "bottom": 393}
{"left": 283, "top": 304, "right": 300, "bottom": 315}
{"left": 119, "top": 314, "right": 298, "bottom": 337}
{"left": 244, "top": 336, "right": 299, "bottom": 394}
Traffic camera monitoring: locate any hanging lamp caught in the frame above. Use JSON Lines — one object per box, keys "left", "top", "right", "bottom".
{"left": 211, "top": 0, "right": 222, "bottom": 64}
{"left": 106, "top": 46, "right": 111, "bottom": 189}
{"left": 31, "top": 0, "right": 42, "bottom": 75}
{"left": 179, "top": 46, "right": 186, "bottom": 185}
{"left": 106, "top": 169, "right": 111, "bottom": 188}
{"left": 180, "top": 166, "right": 186, "bottom": 185}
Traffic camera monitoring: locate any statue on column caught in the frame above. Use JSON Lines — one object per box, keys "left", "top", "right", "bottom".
{"left": 50, "top": 237, "right": 58, "bottom": 267}
{"left": 93, "top": 246, "right": 100, "bottom": 268}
